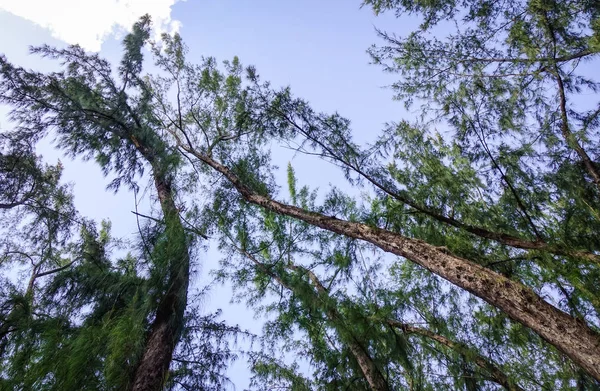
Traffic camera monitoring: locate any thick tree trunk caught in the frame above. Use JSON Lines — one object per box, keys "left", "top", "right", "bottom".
{"left": 186, "top": 149, "right": 600, "bottom": 381}
{"left": 128, "top": 144, "right": 190, "bottom": 391}
{"left": 130, "top": 315, "right": 176, "bottom": 391}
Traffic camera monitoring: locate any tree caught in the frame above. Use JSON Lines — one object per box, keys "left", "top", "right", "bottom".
{"left": 0, "top": 17, "right": 240, "bottom": 391}
{"left": 155, "top": 0, "right": 600, "bottom": 382}
{"left": 0, "top": 132, "right": 77, "bottom": 362}
{"left": 1, "top": 1, "right": 600, "bottom": 388}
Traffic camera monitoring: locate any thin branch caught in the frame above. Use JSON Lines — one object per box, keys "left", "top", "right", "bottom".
{"left": 468, "top": 103, "right": 543, "bottom": 240}
{"left": 35, "top": 259, "right": 77, "bottom": 278}
{"left": 486, "top": 256, "right": 540, "bottom": 268}
{"left": 388, "top": 319, "right": 524, "bottom": 391}
{"left": 131, "top": 210, "right": 162, "bottom": 224}
{"left": 267, "top": 102, "right": 600, "bottom": 263}
{"left": 542, "top": 11, "right": 600, "bottom": 189}
{"left": 130, "top": 210, "right": 208, "bottom": 240}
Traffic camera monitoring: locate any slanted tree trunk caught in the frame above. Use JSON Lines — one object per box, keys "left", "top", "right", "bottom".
{"left": 345, "top": 338, "right": 389, "bottom": 391}
{"left": 298, "top": 265, "right": 390, "bottom": 391}
{"left": 243, "top": 251, "right": 389, "bottom": 390}
{"left": 182, "top": 147, "right": 600, "bottom": 381}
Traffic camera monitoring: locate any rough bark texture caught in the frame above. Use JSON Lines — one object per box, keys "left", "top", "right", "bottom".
{"left": 184, "top": 148, "right": 600, "bottom": 381}
{"left": 388, "top": 320, "right": 524, "bottom": 391}
{"left": 344, "top": 338, "right": 390, "bottom": 391}
{"left": 130, "top": 320, "right": 174, "bottom": 391}
{"left": 129, "top": 140, "right": 190, "bottom": 391}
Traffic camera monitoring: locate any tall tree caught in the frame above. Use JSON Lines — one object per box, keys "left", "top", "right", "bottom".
{"left": 148, "top": 2, "right": 600, "bottom": 382}
{"left": 119, "top": 12, "right": 600, "bottom": 384}
{"left": 210, "top": 164, "right": 537, "bottom": 390}
{"left": 1, "top": 2, "right": 600, "bottom": 388}
{"left": 0, "top": 17, "right": 238, "bottom": 391}
{"left": 171, "top": 89, "right": 600, "bottom": 380}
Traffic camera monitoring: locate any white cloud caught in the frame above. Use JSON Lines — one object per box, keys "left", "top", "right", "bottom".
{"left": 0, "top": 0, "right": 183, "bottom": 52}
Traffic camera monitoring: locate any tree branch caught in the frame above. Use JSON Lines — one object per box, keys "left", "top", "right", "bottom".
{"left": 387, "top": 319, "right": 524, "bottom": 391}
{"left": 172, "top": 134, "right": 600, "bottom": 380}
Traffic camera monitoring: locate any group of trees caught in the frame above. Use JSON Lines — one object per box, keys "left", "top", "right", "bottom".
{"left": 1, "top": 0, "right": 599, "bottom": 390}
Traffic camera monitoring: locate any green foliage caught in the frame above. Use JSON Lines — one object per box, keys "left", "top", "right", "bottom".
{"left": 2, "top": 3, "right": 600, "bottom": 389}
{"left": 194, "top": 0, "right": 600, "bottom": 387}
{"left": 0, "top": 18, "right": 244, "bottom": 391}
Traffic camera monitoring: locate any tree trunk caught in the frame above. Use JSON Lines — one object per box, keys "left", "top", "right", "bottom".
{"left": 344, "top": 337, "right": 390, "bottom": 391}
{"left": 129, "top": 152, "right": 190, "bottom": 391}
{"left": 244, "top": 251, "right": 389, "bottom": 390}
{"left": 303, "top": 266, "right": 390, "bottom": 391}
{"left": 186, "top": 149, "right": 600, "bottom": 381}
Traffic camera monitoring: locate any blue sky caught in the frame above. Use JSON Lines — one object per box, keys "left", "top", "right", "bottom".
{"left": 0, "top": 1, "right": 417, "bottom": 387}
{"left": 0, "top": 0, "right": 416, "bottom": 236}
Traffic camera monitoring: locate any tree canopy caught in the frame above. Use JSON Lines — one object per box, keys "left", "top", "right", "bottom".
{"left": 1, "top": 1, "right": 600, "bottom": 390}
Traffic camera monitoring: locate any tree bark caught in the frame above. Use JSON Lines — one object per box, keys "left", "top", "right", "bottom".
{"left": 345, "top": 338, "right": 390, "bottom": 391}
{"left": 183, "top": 146, "right": 600, "bottom": 381}
{"left": 129, "top": 140, "right": 190, "bottom": 391}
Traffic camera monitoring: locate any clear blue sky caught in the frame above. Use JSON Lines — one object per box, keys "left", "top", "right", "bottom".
{"left": 0, "top": 2, "right": 419, "bottom": 387}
